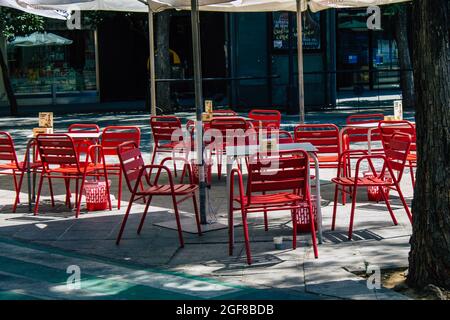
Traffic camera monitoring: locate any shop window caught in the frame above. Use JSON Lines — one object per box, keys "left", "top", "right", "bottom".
{"left": 7, "top": 30, "right": 97, "bottom": 95}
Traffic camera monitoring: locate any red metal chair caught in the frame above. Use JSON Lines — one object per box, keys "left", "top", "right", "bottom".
{"left": 229, "top": 150, "right": 318, "bottom": 265}
{"left": 378, "top": 120, "right": 416, "bottom": 186}
{"left": 248, "top": 109, "right": 281, "bottom": 131}
{"left": 115, "top": 141, "right": 201, "bottom": 247}
{"left": 294, "top": 124, "right": 342, "bottom": 169}
{"left": 101, "top": 126, "right": 141, "bottom": 209}
{"left": 344, "top": 113, "right": 384, "bottom": 152}
{"left": 331, "top": 133, "right": 413, "bottom": 240}
{"left": 207, "top": 117, "right": 250, "bottom": 180}
{"left": 150, "top": 116, "right": 188, "bottom": 176}
{"left": 34, "top": 134, "right": 111, "bottom": 217}
{"left": 68, "top": 123, "right": 101, "bottom": 156}
{"left": 0, "top": 132, "right": 42, "bottom": 212}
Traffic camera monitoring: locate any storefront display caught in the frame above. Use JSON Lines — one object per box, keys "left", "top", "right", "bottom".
{"left": 7, "top": 30, "right": 97, "bottom": 96}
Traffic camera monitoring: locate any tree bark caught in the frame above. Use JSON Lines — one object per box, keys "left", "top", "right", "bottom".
{"left": 0, "top": 45, "right": 18, "bottom": 115}
{"left": 407, "top": 0, "right": 450, "bottom": 290}
{"left": 394, "top": 5, "right": 414, "bottom": 109}
{"left": 155, "top": 11, "right": 172, "bottom": 113}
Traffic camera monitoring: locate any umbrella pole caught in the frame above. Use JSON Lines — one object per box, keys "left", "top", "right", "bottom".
{"left": 191, "top": 0, "right": 207, "bottom": 224}
{"left": 147, "top": 4, "right": 157, "bottom": 116}
{"left": 296, "top": 0, "right": 305, "bottom": 124}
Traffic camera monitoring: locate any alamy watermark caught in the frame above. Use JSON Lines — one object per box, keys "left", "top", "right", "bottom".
{"left": 66, "top": 7, "right": 81, "bottom": 30}
{"left": 366, "top": 264, "right": 381, "bottom": 290}
{"left": 66, "top": 265, "right": 81, "bottom": 290}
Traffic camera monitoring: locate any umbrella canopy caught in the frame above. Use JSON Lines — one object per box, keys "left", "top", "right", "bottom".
{"left": 17, "top": 0, "right": 411, "bottom": 13}
{"left": 0, "top": 0, "right": 68, "bottom": 19}
{"left": 8, "top": 31, "right": 73, "bottom": 46}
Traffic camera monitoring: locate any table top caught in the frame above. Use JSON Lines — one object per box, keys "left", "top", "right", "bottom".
{"left": 226, "top": 142, "right": 317, "bottom": 157}
{"left": 27, "top": 132, "right": 102, "bottom": 139}
{"left": 344, "top": 122, "right": 380, "bottom": 129}
{"left": 202, "top": 116, "right": 252, "bottom": 123}
{"left": 344, "top": 121, "right": 415, "bottom": 129}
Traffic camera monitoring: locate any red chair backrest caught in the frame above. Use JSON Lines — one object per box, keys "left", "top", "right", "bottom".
{"left": 294, "top": 124, "right": 340, "bottom": 155}
{"left": 36, "top": 134, "right": 80, "bottom": 171}
{"left": 0, "top": 132, "right": 19, "bottom": 168}
{"left": 246, "top": 150, "right": 309, "bottom": 201}
{"left": 346, "top": 113, "right": 384, "bottom": 143}
{"left": 117, "top": 141, "right": 146, "bottom": 193}
{"left": 379, "top": 120, "right": 416, "bottom": 152}
{"left": 68, "top": 124, "right": 100, "bottom": 133}
{"left": 68, "top": 124, "right": 101, "bottom": 155}
{"left": 102, "top": 126, "right": 141, "bottom": 156}
{"left": 262, "top": 129, "right": 294, "bottom": 144}
{"left": 248, "top": 109, "right": 281, "bottom": 130}
{"left": 150, "top": 116, "right": 182, "bottom": 146}
{"left": 383, "top": 133, "right": 412, "bottom": 182}
{"left": 209, "top": 117, "right": 250, "bottom": 147}
{"left": 213, "top": 109, "right": 237, "bottom": 117}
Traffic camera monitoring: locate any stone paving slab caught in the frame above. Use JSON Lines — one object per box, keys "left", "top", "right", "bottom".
{"left": 0, "top": 112, "right": 417, "bottom": 300}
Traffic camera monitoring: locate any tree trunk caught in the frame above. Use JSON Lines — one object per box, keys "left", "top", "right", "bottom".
{"left": 155, "top": 11, "right": 172, "bottom": 113}
{"left": 407, "top": 0, "right": 450, "bottom": 290}
{"left": 0, "top": 45, "right": 18, "bottom": 115}
{"left": 394, "top": 5, "right": 414, "bottom": 109}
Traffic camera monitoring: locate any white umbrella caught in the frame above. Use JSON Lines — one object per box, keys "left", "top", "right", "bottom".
{"left": 8, "top": 31, "right": 73, "bottom": 46}
{"left": 0, "top": 0, "right": 68, "bottom": 19}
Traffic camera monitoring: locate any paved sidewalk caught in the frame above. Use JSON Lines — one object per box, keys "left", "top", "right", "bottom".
{"left": 0, "top": 111, "right": 414, "bottom": 300}
{"left": 0, "top": 166, "right": 413, "bottom": 300}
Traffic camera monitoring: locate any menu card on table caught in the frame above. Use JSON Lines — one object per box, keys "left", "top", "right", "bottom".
{"left": 39, "top": 112, "right": 54, "bottom": 128}
{"left": 394, "top": 101, "right": 403, "bottom": 120}
{"left": 205, "top": 100, "right": 213, "bottom": 114}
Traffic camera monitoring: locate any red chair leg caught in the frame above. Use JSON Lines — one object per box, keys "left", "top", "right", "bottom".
{"left": 12, "top": 170, "right": 18, "bottom": 200}
{"left": 348, "top": 185, "right": 358, "bottom": 240}
{"left": 379, "top": 187, "right": 398, "bottom": 225}
{"left": 292, "top": 209, "right": 297, "bottom": 250}
{"left": 409, "top": 161, "right": 415, "bottom": 187}
{"left": 137, "top": 196, "right": 152, "bottom": 235}
{"left": 12, "top": 173, "right": 24, "bottom": 213}
{"left": 76, "top": 174, "right": 87, "bottom": 218}
{"left": 75, "top": 178, "right": 79, "bottom": 208}
{"left": 102, "top": 167, "right": 112, "bottom": 211}
{"left": 394, "top": 182, "right": 413, "bottom": 223}
{"left": 307, "top": 198, "right": 319, "bottom": 258}
{"left": 172, "top": 151, "right": 178, "bottom": 177}
{"left": 217, "top": 152, "right": 222, "bottom": 180}
{"left": 64, "top": 178, "right": 71, "bottom": 208}
{"left": 149, "top": 146, "right": 158, "bottom": 176}
{"left": 116, "top": 193, "right": 136, "bottom": 245}
{"left": 263, "top": 211, "right": 269, "bottom": 231}
{"left": 331, "top": 184, "right": 340, "bottom": 231}
{"left": 192, "top": 193, "right": 202, "bottom": 236}
{"left": 118, "top": 168, "right": 123, "bottom": 210}
{"left": 171, "top": 195, "right": 185, "bottom": 248}
{"left": 34, "top": 174, "right": 45, "bottom": 216}
{"left": 228, "top": 206, "right": 234, "bottom": 256}
{"left": 241, "top": 211, "right": 252, "bottom": 265}
{"left": 48, "top": 177, "right": 55, "bottom": 207}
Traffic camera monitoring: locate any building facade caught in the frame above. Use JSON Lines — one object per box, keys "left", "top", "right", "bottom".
{"left": 0, "top": 8, "right": 404, "bottom": 112}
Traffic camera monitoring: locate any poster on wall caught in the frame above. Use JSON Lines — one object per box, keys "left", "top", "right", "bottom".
{"left": 272, "top": 11, "right": 321, "bottom": 51}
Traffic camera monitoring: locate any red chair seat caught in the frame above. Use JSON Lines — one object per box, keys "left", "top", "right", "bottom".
{"left": 317, "top": 155, "right": 339, "bottom": 163}
{"left": 0, "top": 161, "right": 41, "bottom": 170}
{"left": 142, "top": 184, "right": 198, "bottom": 195}
{"left": 235, "top": 192, "right": 302, "bottom": 207}
{"left": 159, "top": 141, "right": 188, "bottom": 149}
{"left": 48, "top": 164, "right": 97, "bottom": 174}
{"left": 332, "top": 176, "right": 392, "bottom": 187}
